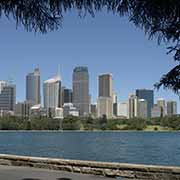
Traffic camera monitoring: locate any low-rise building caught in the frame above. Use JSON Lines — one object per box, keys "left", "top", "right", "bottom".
{"left": 63, "top": 103, "right": 79, "bottom": 117}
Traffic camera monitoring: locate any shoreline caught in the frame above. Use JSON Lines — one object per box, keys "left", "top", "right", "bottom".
{"left": 0, "top": 129, "right": 179, "bottom": 132}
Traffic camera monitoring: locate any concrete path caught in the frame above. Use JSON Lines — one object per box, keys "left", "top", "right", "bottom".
{"left": 0, "top": 165, "right": 116, "bottom": 180}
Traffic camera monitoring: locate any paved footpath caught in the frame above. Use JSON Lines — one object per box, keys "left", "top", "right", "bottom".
{"left": 0, "top": 165, "right": 117, "bottom": 180}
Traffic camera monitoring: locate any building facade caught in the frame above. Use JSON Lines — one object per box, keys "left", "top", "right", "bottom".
{"left": 15, "top": 101, "right": 33, "bottom": 118}
{"left": 0, "top": 81, "right": 16, "bottom": 112}
{"left": 63, "top": 103, "right": 79, "bottom": 117}
{"left": 157, "top": 98, "right": 166, "bottom": 117}
{"left": 43, "top": 75, "right": 61, "bottom": 110}
{"left": 97, "top": 74, "right": 113, "bottom": 119}
{"left": 72, "top": 67, "right": 90, "bottom": 116}
{"left": 117, "top": 102, "right": 128, "bottom": 118}
{"left": 128, "top": 94, "right": 138, "bottom": 119}
{"left": 136, "top": 89, "right": 154, "bottom": 118}
{"left": 62, "top": 88, "right": 73, "bottom": 105}
{"left": 151, "top": 104, "right": 161, "bottom": 118}
{"left": 138, "top": 99, "right": 148, "bottom": 119}
{"left": 97, "top": 97, "right": 113, "bottom": 119}
{"left": 167, "top": 101, "right": 177, "bottom": 116}
{"left": 26, "top": 68, "right": 41, "bottom": 105}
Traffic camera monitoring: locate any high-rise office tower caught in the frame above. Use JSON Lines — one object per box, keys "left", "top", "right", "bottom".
{"left": 167, "top": 101, "right": 177, "bottom": 116}
{"left": 26, "top": 68, "right": 41, "bottom": 105}
{"left": 62, "top": 88, "right": 73, "bottom": 105}
{"left": 157, "top": 98, "right": 166, "bottom": 117}
{"left": 72, "top": 66, "right": 90, "bottom": 116}
{"left": 98, "top": 74, "right": 113, "bottom": 97}
{"left": 128, "top": 94, "right": 138, "bottom": 119}
{"left": 0, "top": 81, "right": 16, "bottom": 111}
{"left": 138, "top": 99, "right": 148, "bottom": 119}
{"left": 43, "top": 75, "right": 61, "bottom": 109}
{"left": 97, "top": 74, "right": 113, "bottom": 119}
{"left": 136, "top": 89, "right": 154, "bottom": 118}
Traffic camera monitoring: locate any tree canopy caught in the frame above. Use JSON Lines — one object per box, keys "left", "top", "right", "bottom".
{"left": 0, "top": 0, "right": 180, "bottom": 94}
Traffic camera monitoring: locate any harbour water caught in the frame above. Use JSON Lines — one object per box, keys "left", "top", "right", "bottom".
{"left": 0, "top": 131, "right": 180, "bottom": 166}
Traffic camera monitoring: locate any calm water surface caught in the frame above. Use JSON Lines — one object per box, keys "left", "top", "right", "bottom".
{"left": 0, "top": 131, "right": 180, "bottom": 166}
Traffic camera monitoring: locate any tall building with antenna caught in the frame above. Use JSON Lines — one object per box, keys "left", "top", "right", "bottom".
{"left": 26, "top": 68, "right": 41, "bottom": 105}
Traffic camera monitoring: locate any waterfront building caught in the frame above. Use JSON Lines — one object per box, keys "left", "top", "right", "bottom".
{"left": 72, "top": 66, "right": 90, "bottom": 116}
{"left": 151, "top": 104, "right": 161, "bottom": 118}
{"left": 63, "top": 103, "right": 79, "bottom": 117}
{"left": 167, "top": 101, "right": 177, "bottom": 116}
{"left": 52, "top": 107, "right": 63, "bottom": 119}
{"left": 15, "top": 101, "right": 33, "bottom": 118}
{"left": 62, "top": 88, "right": 73, "bottom": 105}
{"left": 26, "top": 68, "right": 41, "bottom": 105}
{"left": 98, "top": 74, "right": 113, "bottom": 97}
{"left": 97, "top": 97, "right": 113, "bottom": 119}
{"left": 157, "top": 98, "right": 166, "bottom": 117}
{"left": 43, "top": 75, "right": 62, "bottom": 116}
{"left": 30, "top": 104, "right": 47, "bottom": 117}
{"left": 138, "top": 99, "right": 148, "bottom": 119}
{"left": 117, "top": 102, "right": 128, "bottom": 119}
{"left": 136, "top": 89, "right": 154, "bottom": 118}
{"left": 128, "top": 94, "right": 138, "bottom": 119}
{"left": 0, "top": 81, "right": 16, "bottom": 112}
{"left": 97, "top": 74, "right": 113, "bottom": 119}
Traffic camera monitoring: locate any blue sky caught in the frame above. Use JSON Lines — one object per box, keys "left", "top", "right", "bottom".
{"left": 0, "top": 11, "right": 179, "bottom": 113}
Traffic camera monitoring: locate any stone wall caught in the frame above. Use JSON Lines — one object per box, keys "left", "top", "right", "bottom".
{"left": 0, "top": 154, "right": 180, "bottom": 179}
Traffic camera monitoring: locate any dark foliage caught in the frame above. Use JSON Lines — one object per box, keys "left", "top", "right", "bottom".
{"left": 0, "top": 0, "right": 180, "bottom": 93}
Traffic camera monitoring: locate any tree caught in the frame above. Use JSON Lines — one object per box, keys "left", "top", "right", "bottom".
{"left": 1, "top": 0, "right": 180, "bottom": 94}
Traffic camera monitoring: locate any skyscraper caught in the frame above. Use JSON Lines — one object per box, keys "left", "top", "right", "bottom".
{"left": 128, "top": 94, "right": 138, "bottom": 119}
{"left": 43, "top": 75, "right": 61, "bottom": 109}
{"left": 62, "top": 88, "right": 73, "bottom": 105}
{"left": 138, "top": 99, "right": 148, "bottom": 119}
{"left": 0, "top": 81, "right": 16, "bottom": 112}
{"left": 98, "top": 74, "right": 113, "bottom": 97}
{"left": 26, "top": 68, "right": 41, "bottom": 105}
{"left": 72, "top": 66, "right": 90, "bottom": 116}
{"left": 136, "top": 89, "right": 154, "bottom": 118}
{"left": 167, "top": 101, "right": 177, "bottom": 116}
{"left": 97, "top": 74, "right": 113, "bottom": 119}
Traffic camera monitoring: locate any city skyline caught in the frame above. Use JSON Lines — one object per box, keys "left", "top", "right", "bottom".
{"left": 0, "top": 12, "right": 179, "bottom": 113}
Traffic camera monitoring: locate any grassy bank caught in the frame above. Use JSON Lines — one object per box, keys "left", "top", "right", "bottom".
{"left": 0, "top": 115, "right": 179, "bottom": 131}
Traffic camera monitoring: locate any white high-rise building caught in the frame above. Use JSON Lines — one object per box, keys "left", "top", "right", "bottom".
{"left": 117, "top": 102, "right": 128, "bottom": 118}
{"left": 138, "top": 99, "right": 148, "bottom": 119}
{"left": 128, "top": 94, "right": 138, "bottom": 119}
{"left": 43, "top": 75, "right": 61, "bottom": 109}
